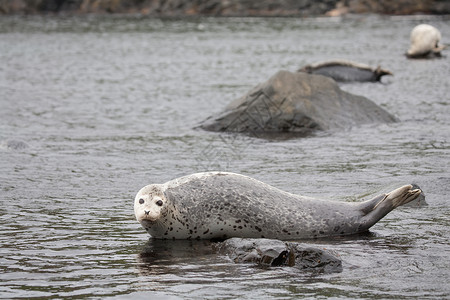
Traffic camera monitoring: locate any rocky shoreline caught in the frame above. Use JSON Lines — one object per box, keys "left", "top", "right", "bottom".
{"left": 1, "top": 0, "right": 449, "bottom": 16}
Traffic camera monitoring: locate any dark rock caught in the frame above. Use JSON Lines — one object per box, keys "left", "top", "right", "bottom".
{"left": 2, "top": 0, "right": 449, "bottom": 15}
{"left": 215, "top": 238, "right": 343, "bottom": 273}
{"left": 332, "top": 0, "right": 450, "bottom": 15}
{"left": 0, "top": 0, "right": 339, "bottom": 16}
{"left": 198, "top": 70, "right": 397, "bottom": 138}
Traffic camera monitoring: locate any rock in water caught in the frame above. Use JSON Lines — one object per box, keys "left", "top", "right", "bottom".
{"left": 298, "top": 60, "right": 392, "bottom": 82}
{"left": 215, "top": 238, "right": 342, "bottom": 273}
{"left": 198, "top": 70, "right": 397, "bottom": 138}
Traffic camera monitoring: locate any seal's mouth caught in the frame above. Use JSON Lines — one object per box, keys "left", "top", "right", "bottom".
{"left": 138, "top": 213, "right": 158, "bottom": 222}
{"left": 140, "top": 219, "right": 157, "bottom": 227}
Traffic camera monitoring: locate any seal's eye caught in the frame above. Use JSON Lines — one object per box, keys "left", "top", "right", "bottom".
{"left": 139, "top": 198, "right": 144, "bottom": 204}
{"left": 156, "top": 200, "right": 163, "bottom": 207}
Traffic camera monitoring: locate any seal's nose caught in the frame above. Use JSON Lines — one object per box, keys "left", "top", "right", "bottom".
{"left": 144, "top": 210, "right": 150, "bottom": 215}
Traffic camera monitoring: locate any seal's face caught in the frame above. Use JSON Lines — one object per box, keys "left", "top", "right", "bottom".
{"left": 134, "top": 184, "right": 167, "bottom": 223}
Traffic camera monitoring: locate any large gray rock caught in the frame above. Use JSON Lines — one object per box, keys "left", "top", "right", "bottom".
{"left": 198, "top": 70, "right": 397, "bottom": 138}
{"left": 215, "top": 238, "right": 342, "bottom": 273}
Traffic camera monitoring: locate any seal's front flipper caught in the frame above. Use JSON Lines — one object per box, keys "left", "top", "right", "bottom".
{"left": 358, "top": 185, "right": 422, "bottom": 232}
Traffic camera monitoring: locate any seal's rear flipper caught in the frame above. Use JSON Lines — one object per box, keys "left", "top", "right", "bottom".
{"left": 375, "top": 185, "right": 422, "bottom": 209}
{"left": 358, "top": 185, "right": 422, "bottom": 232}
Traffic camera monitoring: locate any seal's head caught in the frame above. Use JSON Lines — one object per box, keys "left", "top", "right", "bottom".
{"left": 374, "top": 66, "right": 393, "bottom": 81}
{"left": 134, "top": 184, "right": 168, "bottom": 224}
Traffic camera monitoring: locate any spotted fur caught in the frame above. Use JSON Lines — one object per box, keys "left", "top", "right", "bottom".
{"left": 134, "top": 172, "right": 421, "bottom": 240}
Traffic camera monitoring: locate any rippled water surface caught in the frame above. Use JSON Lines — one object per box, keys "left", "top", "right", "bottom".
{"left": 1, "top": 15, "right": 449, "bottom": 299}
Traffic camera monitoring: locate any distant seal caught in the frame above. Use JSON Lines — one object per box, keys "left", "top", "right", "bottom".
{"left": 0, "top": 139, "right": 29, "bottom": 151}
{"left": 134, "top": 172, "right": 421, "bottom": 240}
{"left": 406, "top": 24, "right": 445, "bottom": 58}
{"left": 298, "top": 60, "right": 392, "bottom": 82}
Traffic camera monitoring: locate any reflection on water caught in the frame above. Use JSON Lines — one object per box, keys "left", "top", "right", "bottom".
{"left": 1, "top": 14, "right": 449, "bottom": 298}
{"left": 137, "top": 240, "right": 216, "bottom": 268}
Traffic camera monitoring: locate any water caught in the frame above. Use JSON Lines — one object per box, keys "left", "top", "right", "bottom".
{"left": 1, "top": 15, "right": 449, "bottom": 299}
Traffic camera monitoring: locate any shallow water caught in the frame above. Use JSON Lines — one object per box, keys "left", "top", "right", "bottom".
{"left": 0, "top": 15, "right": 449, "bottom": 299}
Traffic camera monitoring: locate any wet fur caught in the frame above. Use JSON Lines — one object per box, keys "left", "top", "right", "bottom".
{"left": 134, "top": 172, "right": 421, "bottom": 240}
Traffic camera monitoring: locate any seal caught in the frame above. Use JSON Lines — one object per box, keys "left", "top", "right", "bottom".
{"left": 406, "top": 24, "right": 445, "bottom": 58}
{"left": 298, "top": 60, "right": 392, "bottom": 82}
{"left": 0, "top": 139, "right": 29, "bottom": 151}
{"left": 134, "top": 172, "right": 421, "bottom": 240}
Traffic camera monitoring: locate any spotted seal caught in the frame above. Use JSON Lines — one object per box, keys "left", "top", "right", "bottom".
{"left": 298, "top": 60, "right": 392, "bottom": 82}
{"left": 134, "top": 172, "right": 421, "bottom": 240}
{"left": 406, "top": 24, "right": 445, "bottom": 58}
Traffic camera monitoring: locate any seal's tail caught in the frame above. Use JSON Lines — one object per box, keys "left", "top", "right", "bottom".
{"left": 374, "top": 185, "right": 422, "bottom": 209}
{"left": 358, "top": 185, "right": 422, "bottom": 232}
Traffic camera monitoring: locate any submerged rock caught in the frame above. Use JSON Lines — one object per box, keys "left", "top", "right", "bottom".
{"left": 298, "top": 60, "right": 392, "bottom": 82}
{"left": 215, "top": 238, "right": 342, "bottom": 273}
{"left": 198, "top": 70, "right": 397, "bottom": 138}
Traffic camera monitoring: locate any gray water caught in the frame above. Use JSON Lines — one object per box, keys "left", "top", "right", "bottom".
{"left": 1, "top": 15, "right": 449, "bottom": 299}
